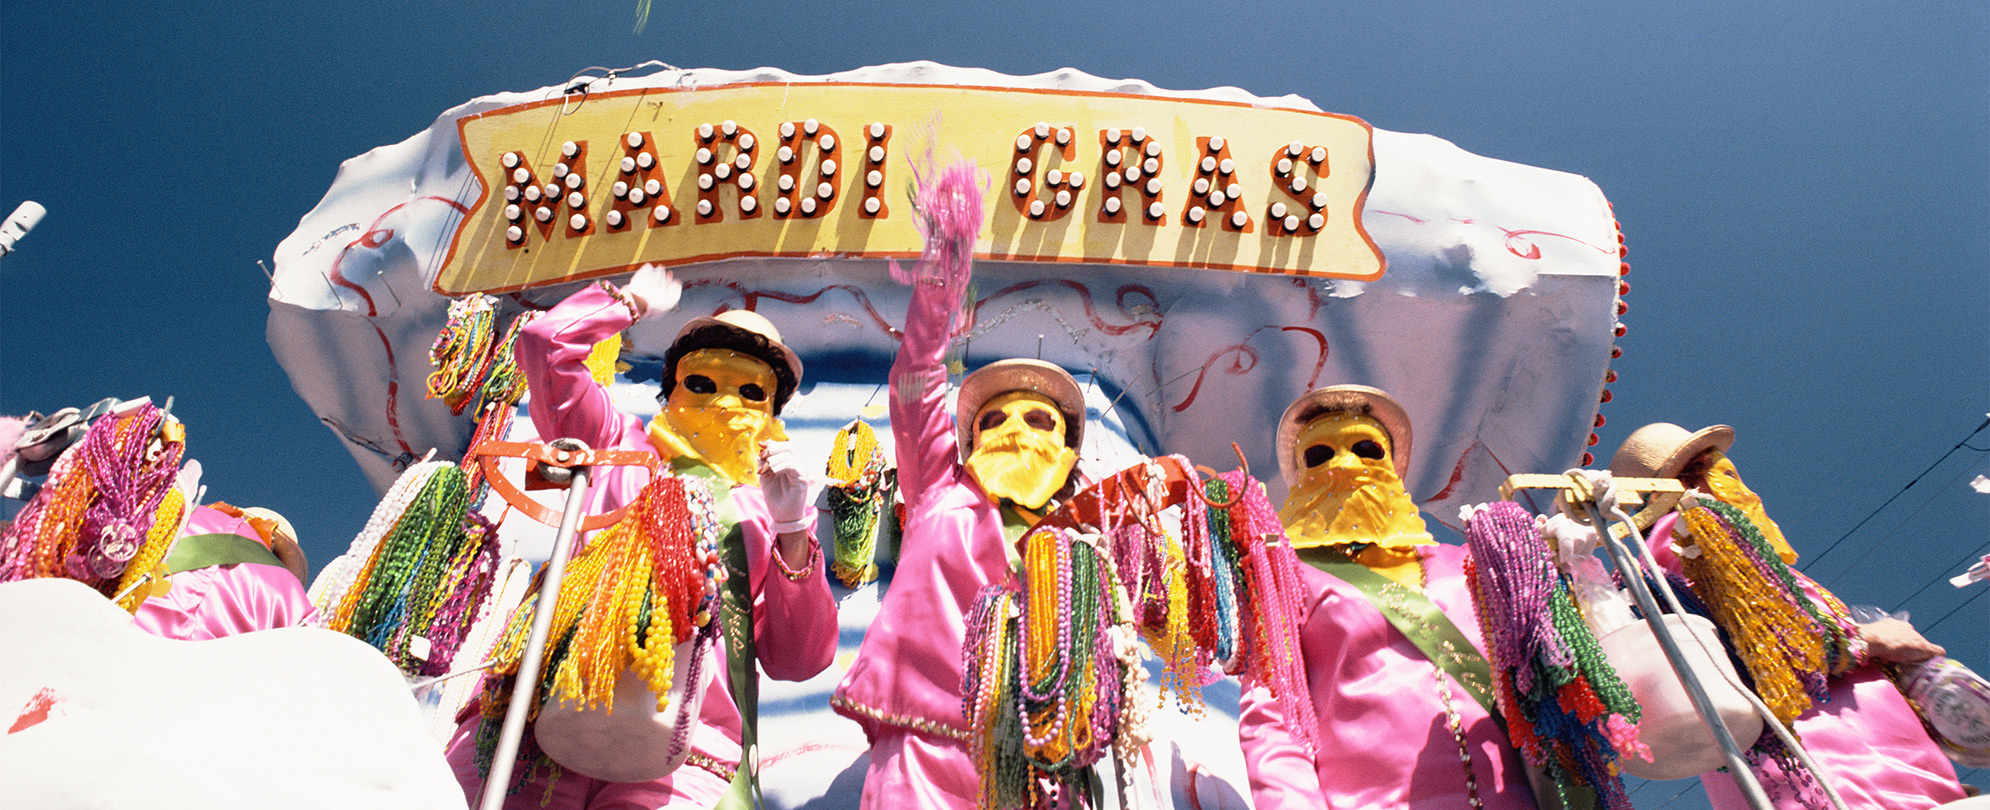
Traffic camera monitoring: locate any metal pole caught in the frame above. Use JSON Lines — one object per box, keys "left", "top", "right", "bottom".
{"left": 478, "top": 461, "right": 593, "bottom": 810}
{"left": 0, "top": 457, "right": 19, "bottom": 502}
{"left": 1577, "top": 497, "right": 1774, "bottom": 810}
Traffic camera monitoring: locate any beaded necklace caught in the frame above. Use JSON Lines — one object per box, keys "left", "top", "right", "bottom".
{"left": 345, "top": 465, "right": 470, "bottom": 661}
{"left": 472, "top": 473, "right": 725, "bottom": 779}
{"left": 3, "top": 435, "right": 93, "bottom": 582}
{"left": 960, "top": 456, "right": 1317, "bottom": 809}
{"left": 478, "top": 311, "right": 536, "bottom": 411}
{"left": 418, "top": 510, "right": 502, "bottom": 676}
{"left": 112, "top": 486, "right": 187, "bottom": 612}
{"left": 310, "top": 461, "right": 444, "bottom": 619}
{"left": 80, "top": 407, "right": 183, "bottom": 583}
{"left": 0, "top": 403, "right": 183, "bottom": 591}
{"left": 1463, "top": 500, "right": 1642, "bottom": 810}
{"left": 428, "top": 295, "right": 500, "bottom": 415}
{"left": 825, "top": 420, "right": 887, "bottom": 587}
{"left": 1676, "top": 497, "right": 1833, "bottom": 724}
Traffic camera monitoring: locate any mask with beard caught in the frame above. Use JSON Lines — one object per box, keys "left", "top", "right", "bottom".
{"left": 963, "top": 391, "right": 1077, "bottom": 511}
{"left": 1278, "top": 413, "right": 1432, "bottom": 550}
{"left": 1687, "top": 449, "right": 1796, "bottom": 564}
{"left": 646, "top": 348, "right": 786, "bottom": 485}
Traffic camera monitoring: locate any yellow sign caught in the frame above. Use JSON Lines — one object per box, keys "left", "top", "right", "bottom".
{"left": 436, "top": 81, "right": 1383, "bottom": 294}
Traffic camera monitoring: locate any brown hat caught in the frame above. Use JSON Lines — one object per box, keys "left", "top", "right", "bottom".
{"left": 674, "top": 309, "right": 804, "bottom": 384}
{"left": 1609, "top": 422, "right": 1734, "bottom": 479}
{"left": 1276, "top": 385, "right": 1412, "bottom": 486}
{"left": 955, "top": 359, "right": 1085, "bottom": 460}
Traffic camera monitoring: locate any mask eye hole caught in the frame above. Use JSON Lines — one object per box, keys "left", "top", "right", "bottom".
{"left": 1351, "top": 439, "right": 1385, "bottom": 461}
{"left": 683, "top": 374, "right": 717, "bottom": 395}
{"left": 1303, "top": 444, "right": 1333, "bottom": 468}
{"left": 738, "top": 383, "right": 767, "bottom": 402}
{"left": 1021, "top": 409, "right": 1058, "bottom": 432}
{"left": 977, "top": 410, "right": 1008, "bottom": 432}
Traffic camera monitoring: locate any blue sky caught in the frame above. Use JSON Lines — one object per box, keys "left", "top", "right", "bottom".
{"left": 3, "top": 1, "right": 1984, "bottom": 803}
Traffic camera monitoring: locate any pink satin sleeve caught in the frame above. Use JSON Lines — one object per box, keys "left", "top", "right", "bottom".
{"left": 1700, "top": 667, "right": 1967, "bottom": 809}
{"left": 1237, "top": 678, "right": 1331, "bottom": 809}
{"left": 1656, "top": 513, "right": 1965, "bottom": 806}
{"left": 131, "top": 564, "right": 316, "bottom": 640}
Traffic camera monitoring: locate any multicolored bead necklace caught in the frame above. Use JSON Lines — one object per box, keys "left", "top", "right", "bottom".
{"left": 427, "top": 295, "right": 500, "bottom": 416}
{"left": 1674, "top": 497, "right": 1844, "bottom": 725}
{"left": 961, "top": 458, "right": 1314, "bottom": 810}
{"left": 1463, "top": 500, "right": 1644, "bottom": 810}
{"left": 470, "top": 473, "right": 726, "bottom": 781}
{"left": 0, "top": 402, "right": 186, "bottom": 594}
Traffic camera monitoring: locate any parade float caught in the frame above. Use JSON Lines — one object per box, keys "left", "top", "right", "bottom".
{"left": 257, "top": 62, "right": 1627, "bottom": 806}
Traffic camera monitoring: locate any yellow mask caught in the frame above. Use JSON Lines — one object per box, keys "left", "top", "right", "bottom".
{"left": 1689, "top": 450, "right": 1796, "bottom": 565}
{"left": 646, "top": 348, "right": 787, "bottom": 485}
{"left": 964, "top": 391, "right": 1078, "bottom": 511}
{"left": 1278, "top": 413, "right": 1433, "bottom": 551}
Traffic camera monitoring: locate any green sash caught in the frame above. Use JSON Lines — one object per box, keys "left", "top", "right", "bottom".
{"left": 674, "top": 458, "right": 761, "bottom": 810}
{"left": 1296, "top": 545, "right": 1596, "bottom": 810}
{"left": 165, "top": 532, "right": 286, "bottom": 575}
{"left": 715, "top": 518, "right": 760, "bottom": 810}
{"left": 1295, "top": 545, "right": 1500, "bottom": 717}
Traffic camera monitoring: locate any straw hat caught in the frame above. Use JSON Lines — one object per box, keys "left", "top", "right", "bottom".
{"left": 1276, "top": 385, "right": 1413, "bottom": 486}
{"left": 674, "top": 309, "right": 804, "bottom": 385}
{"left": 1609, "top": 422, "right": 1733, "bottom": 480}
{"left": 955, "top": 359, "right": 1085, "bottom": 459}
{"left": 239, "top": 506, "right": 308, "bottom": 583}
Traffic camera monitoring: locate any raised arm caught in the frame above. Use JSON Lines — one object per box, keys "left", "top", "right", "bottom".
{"left": 889, "top": 160, "right": 984, "bottom": 501}
{"left": 515, "top": 284, "right": 638, "bottom": 449}
{"left": 889, "top": 272, "right": 967, "bottom": 502}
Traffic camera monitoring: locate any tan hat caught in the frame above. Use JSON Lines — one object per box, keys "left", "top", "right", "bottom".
{"left": 955, "top": 359, "right": 1085, "bottom": 459}
{"left": 1275, "top": 385, "right": 1413, "bottom": 486}
{"left": 675, "top": 309, "right": 804, "bottom": 385}
{"left": 239, "top": 506, "right": 309, "bottom": 584}
{"left": 1609, "top": 422, "right": 1733, "bottom": 480}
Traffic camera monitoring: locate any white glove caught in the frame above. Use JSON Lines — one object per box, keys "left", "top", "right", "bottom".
{"left": 620, "top": 263, "right": 681, "bottom": 320}
{"left": 758, "top": 440, "right": 821, "bottom": 533}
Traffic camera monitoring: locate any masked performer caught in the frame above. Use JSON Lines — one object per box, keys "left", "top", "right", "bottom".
{"left": 443, "top": 266, "right": 837, "bottom": 809}
{"left": 131, "top": 503, "right": 315, "bottom": 640}
{"left": 831, "top": 164, "right": 1088, "bottom": 808}
{"left": 1612, "top": 423, "right": 1967, "bottom": 810}
{"left": 1239, "top": 385, "right": 1541, "bottom": 809}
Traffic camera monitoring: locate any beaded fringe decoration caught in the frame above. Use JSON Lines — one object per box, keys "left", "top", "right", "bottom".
{"left": 1676, "top": 498, "right": 1845, "bottom": 725}
{"left": 825, "top": 420, "right": 887, "bottom": 587}
{"left": 1464, "top": 501, "right": 1643, "bottom": 810}
{"left": 961, "top": 459, "right": 1313, "bottom": 810}
{"left": 471, "top": 474, "right": 727, "bottom": 780}
{"left": 0, "top": 402, "right": 187, "bottom": 594}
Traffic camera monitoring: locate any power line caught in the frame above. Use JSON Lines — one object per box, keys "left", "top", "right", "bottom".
{"left": 1892, "top": 538, "right": 1990, "bottom": 614}
{"left": 1924, "top": 586, "right": 1986, "bottom": 633}
{"left": 1653, "top": 780, "right": 1703, "bottom": 808}
{"left": 1829, "top": 452, "right": 1990, "bottom": 585}
{"left": 1802, "top": 416, "right": 1990, "bottom": 573}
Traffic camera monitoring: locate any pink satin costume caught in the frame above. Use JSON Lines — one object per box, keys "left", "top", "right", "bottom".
{"left": 830, "top": 274, "right": 1016, "bottom": 809}
{"left": 1238, "top": 542, "right": 1539, "bottom": 810}
{"left": 442, "top": 285, "right": 838, "bottom": 809}
{"left": 131, "top": 505, "right": 316, "bottom": 640}
{"left": 1646, "top": 513, "right": 1967, "bottom": 810}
